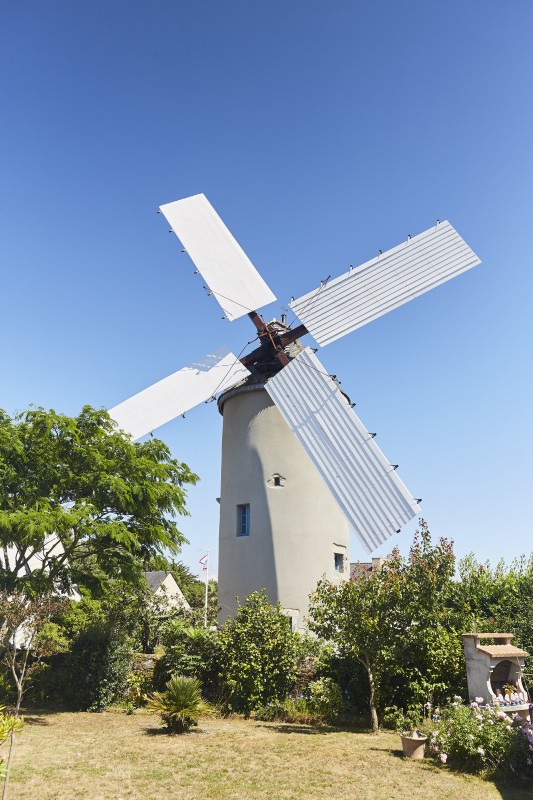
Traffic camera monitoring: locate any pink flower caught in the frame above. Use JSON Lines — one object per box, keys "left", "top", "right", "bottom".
{"left": 440, "top": 753, "right": 447, "bottom": 764}
{"left": 475, "top": 696, "right": 484, "bottom": 704}
{"left": 527, "top": 758, "right": 532, "bottom": 767}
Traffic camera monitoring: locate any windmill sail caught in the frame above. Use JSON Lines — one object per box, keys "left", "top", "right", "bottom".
{"left": 109, "top": 348, "right": 250, "bottom": 440}
{"left": 290, "top": 221, "right": 480, "bottom": 346}
{"left": 266, "top": 348, "right": 420, "bottom": 552}
{"left": 160, "top": 194, "right": 276, "bottom": 320}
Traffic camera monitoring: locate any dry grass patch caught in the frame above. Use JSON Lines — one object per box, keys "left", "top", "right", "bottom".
{"left": 5, "top": 709, "right": 529, "bottom": 800}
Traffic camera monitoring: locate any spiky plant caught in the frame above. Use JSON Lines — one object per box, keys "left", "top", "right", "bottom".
{"left": 146, "top": 674, "right": 212, "bottom": 733}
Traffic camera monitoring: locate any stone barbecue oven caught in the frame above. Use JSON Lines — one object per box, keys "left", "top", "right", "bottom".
{"left": 462, "top": 632, "right": 530, "bottom": 720}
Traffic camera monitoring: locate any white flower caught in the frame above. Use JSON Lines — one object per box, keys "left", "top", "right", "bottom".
{"left": 475, "top": 696, "right": 484, "bottom": 704}
{"left": 468, "top": 734, "right": 474, "bottom": 741}
{"left": 440, "top": 753, "right": 447, "bottom": 764}
{"left": 477, "top": 747, "right": 484, "bottom": 756}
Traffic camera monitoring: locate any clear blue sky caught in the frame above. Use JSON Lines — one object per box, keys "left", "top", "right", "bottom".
{"left": 2, "top": 2, "right": 532, "bottom": 578}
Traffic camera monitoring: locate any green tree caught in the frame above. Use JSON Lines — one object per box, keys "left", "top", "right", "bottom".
{"left": 309, "top": 552, "right": 403, "bottom": 732}
{"left": 309, "top": 522, "right": 465, "bottom": 732}
{"left": 218, "top": 591, "right": 298, "bottom": 716}
{"left": 387, "top": 525, "right": 466, "bottom": 710}
{"left": 0, "top": 406, "right": 198, "bottom": 597}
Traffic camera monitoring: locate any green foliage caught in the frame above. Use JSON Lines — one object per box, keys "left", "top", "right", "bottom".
{"left": 254, "top": 697, "right": 318, "bottom": 724}
{"left": 429, "top": 699, "right": 533, "bottom": 781}
{"left": 146, "top": 674, "right": 212, "bottom": 733}
{"left": 156, "top": 621, "right": 220, "bottom": 700}
{"left": 0, "top": 591, "right": 68, "bottom": 715}
{"left": 0, "top": 708, "right": 24, "bottom": 777}
{"left": 0, "top": 405, "right": 198, "bottom": 597}
{"left": 125, "top": 671, "right": 153, "bottom": 708}
{"left": 382, "top": 705, "right": 423, "bottom": 733}
{"left": 218, "top": 591, "right": 298, "bottom": 717}
{"left": 308, "top": 677, "right": 345, "bottom": 723}
{"left": 309, "top": 521, "right": 466, "bottom": 731}
{"left": 65, "top": 619, "right": 134, "bottom": 711}
{"left": 456, "top": 554, "right": 533, "bottom": 677}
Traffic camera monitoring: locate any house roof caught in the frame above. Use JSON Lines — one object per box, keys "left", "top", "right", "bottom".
{"left": 477, "top": 644, "right": 529, "bottom": 658}
{"left": 144, "top": 571, "right": 167, "bottom": 591}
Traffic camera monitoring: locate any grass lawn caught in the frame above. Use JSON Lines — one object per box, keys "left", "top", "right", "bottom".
{"left": 5, "top": 709, "right": 530, "bottom": 800}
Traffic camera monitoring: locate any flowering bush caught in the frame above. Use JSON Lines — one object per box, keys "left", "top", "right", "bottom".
{"left": 428, "top": 698, "right": 533, "bottom": 782}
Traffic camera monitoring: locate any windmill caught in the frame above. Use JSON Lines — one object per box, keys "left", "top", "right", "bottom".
{"left": 109, "top": 194, "right": 480, "bottom": 629}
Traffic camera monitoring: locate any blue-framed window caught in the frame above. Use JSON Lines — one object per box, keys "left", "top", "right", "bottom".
{"left": 237, "top": 504, "right": 250, "bottom": 536}
{"left": 334, "top": 552, "right": 344, "bottom": 573}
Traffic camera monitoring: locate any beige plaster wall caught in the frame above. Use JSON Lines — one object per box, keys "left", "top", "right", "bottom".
{"left": 218, "top": 385, "right": 349, "bottom": 631}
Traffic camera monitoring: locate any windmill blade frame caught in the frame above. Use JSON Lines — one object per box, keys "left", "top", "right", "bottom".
{"left": 160, "top": 193, "right": 277, "bottom": 321}
{"left": 290, "top": 220, "right": 480, "bottom": 347}
{"left": 109, "top": 348, "right": 250, "bottom": 441}
{"left": 265, "top": 347, "right": 420, "bottom": 553}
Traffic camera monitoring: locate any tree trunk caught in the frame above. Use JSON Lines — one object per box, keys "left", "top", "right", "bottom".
{"left": 363, "top": 658, "right": 379, "bottom": 733}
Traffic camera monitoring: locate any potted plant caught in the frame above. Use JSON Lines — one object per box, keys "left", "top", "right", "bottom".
{"left": 384, "top": 706, "right": 428, "bottom": 758}
{"left": 400, "top": 729, "right": 428, "bottom": 759}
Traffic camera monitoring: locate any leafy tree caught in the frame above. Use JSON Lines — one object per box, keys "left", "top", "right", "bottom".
{"left": 309, "top": 522, "right": 465, "bottom": 732}
{"left": 218, "top": 591, "right": 298, "bottom": 716}
{"left": 386, "top": 525, "right": 466, "bottom": 710}
{"left": 0, "top": 591, "right": 66, "bottom": 799}
{"left": 0, "top": 405, "right": 198, "bottom": 597}
{"left": 309, "top": 552, "right": 403, "bottom": 732}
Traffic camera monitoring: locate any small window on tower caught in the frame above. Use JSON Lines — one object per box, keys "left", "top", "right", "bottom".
{"left": 237, "top": 504, "right": 250, "bottom": 537}
{"left": 334, "top": 552, "right": 345, "bottom": 573}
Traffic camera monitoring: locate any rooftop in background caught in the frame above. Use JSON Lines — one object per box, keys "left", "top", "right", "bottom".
{"left": 350, "top": 557, "right": 384, "bottom": 581}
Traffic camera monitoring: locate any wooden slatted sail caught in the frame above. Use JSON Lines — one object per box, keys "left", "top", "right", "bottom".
{"left": 109, "top": 348, "right": 250, "bottom": 441}
{"left": 160, "top": 194, "right": 276, "bottom": 320}
{"left": 266, "top": 348, "right": 420, "bottom": 552}
{"left": 290, "top": 221, "right": 480, "bottom": 346}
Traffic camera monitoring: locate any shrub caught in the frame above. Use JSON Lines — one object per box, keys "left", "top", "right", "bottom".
{"left": 65, "top": 621, "right": 133, "bottom": 711}
{"left": 254, "top": 697, "right": 318, "bottom": 724}
{"left": 428, "top": 698, "right": 533, "bottom": 782}
{"left": 218, "top": 591, "right": 298, "bottom": 717}
{"left": 308, "top": 677, "right": 345, "bottom": 723}
{"left": 382, "top": 704, "right": 423, "bottom": 733}
{"left": 146, "top": 674, "right": 212, "bottom": 733}
{"left": 156, "top": 622, "right": 220, "bottom": 700}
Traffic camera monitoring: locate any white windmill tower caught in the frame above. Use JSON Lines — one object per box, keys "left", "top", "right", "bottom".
{"left": 110, "top": 194, "right": 480, "bottom": 630}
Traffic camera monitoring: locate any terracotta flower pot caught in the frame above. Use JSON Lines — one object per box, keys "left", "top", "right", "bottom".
{"left": 400, "top": 732, "right": 427, "bottom": 759}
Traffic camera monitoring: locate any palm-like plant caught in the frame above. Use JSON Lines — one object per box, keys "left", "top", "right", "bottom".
{"left": 146, "top": 674, "right": 212, "bottom": 733}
